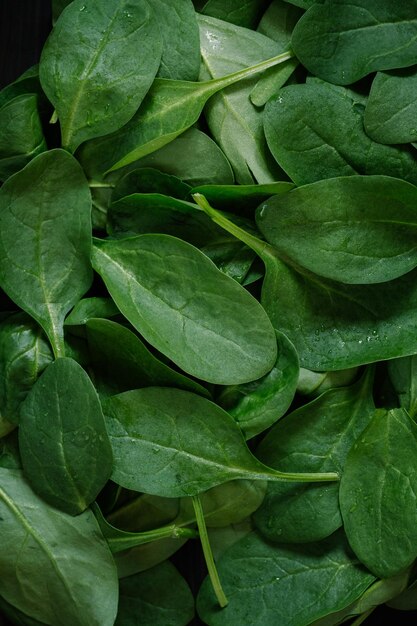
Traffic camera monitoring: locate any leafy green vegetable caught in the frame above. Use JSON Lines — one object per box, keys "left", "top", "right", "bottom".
{"left": 92, "top": 234, "right": 277, "bottom": 385}
{"left": 0, "top": 468, "right": 118, "bottom": 625}
{"left": 292, "top": 0, "right": 417, "bottom": 85}
{"left": 104, "top": 387, "right": 337, "bottom": 497}
{"left": 264, "top": 81, "right": 417, "bottom": 186}
{"left": 0, "top": 313, "right": 53, "bottom": 424}
{"left": 256, "top": 175, "right": 417, "bottom": 284}
{"left": 40, "top": 0, "right": 163, "bottom": 152}
{"left": 254, "top": 369, "right": 375, "bottom": 543}
{"left": 115, "top": 562, "right": 194, "bottom": 626}
{"left": 0, "top": 94, "right": 46, "bottom": 181}
{"left": 217, "top": 330, "right": 299, "bottom": 439}
{"left": 199, "top": 0, "right": 268, "bottom": 28}
{"left": 19, "top": 357, "right": 113, "bottom": 515}
{"left": 0, "top": 149, "right": 92, "bottom": 358}
{"left": 365, "top": 68, "right": 417, "bottom": 144}
{"left": 340, "top": 408, "right": 417, "bottom": 578}
{"left": 197, "top": 530, "right": 376, "bottom": 626}
{"left": 199, "top": 14, "right": 285, "bottom": 183}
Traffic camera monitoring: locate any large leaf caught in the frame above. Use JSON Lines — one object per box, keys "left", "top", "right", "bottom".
{"left": 40, "top": 0, "right": 163, "bottom": 152}
{"left": 340, "top": 408, "right": 417, "bottom": 578}
{"left": 19, "top": 357, "right": 113, "bottom": 515}
{"left": 153, "top": 0, "right": 200, "bottom": 81}
{"left": 256, "top": 175, "right": 417, "bottom": 284}
{"left": 0, "top": 94, "right": 46, "bottom": 181}
{"left": 200, "top": 0, "right": 269, "bottom": 28}
{"left": 197, "top": 530, "right": 376, "bottom": 626}
{"left": 99, "top": 50, "right": 292, "bottom": 174}
{"left": 0, "top": 313, "right": 53, "bottom": 425}
{"left": 115, "top": 562, "right": 194, "bottom": 626}
{"left": 92, "top": 234, "right": 277, "bottom": 385}
{"left": 198, "top": 14, "right": 285, "bottom": 184}
{"left": 197, "top": 193, "right": 417, "bottom": 371}
{"left": 86, "top": 318, "right": 209, "bottom": 397}
{"left": 0, "top": 150, "right": 92, "bottom": 358}
{"left": 0, "top": 468, "right": 118, "bottom": 626}
{"left": 291, "top": 0, "right": 417, "bottom": 85}
{"left": 364, "top": 68, "right": 417, "bottom": 144}
{"left": 263, "top": 82, "right": 417, "bottom": 186}
{"left": 104, "top": 387, "right": 337, "bottom": 497}
{"left": 254, "top": 370, "right": 375, "bottom": 543}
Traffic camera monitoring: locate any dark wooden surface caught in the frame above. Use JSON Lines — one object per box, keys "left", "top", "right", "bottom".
{"left": 0, "top": 2, "right": 417, "bottom": 625}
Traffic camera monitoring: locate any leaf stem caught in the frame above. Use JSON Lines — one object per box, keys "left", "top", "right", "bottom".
{"left": 192, "top": 495, "right": 228, "bottom": 608}
{"left": 206, "top": 49, "right": 294, "bottom": 92}
{"left": 49, "top": 109, "right": 58, "bottom": 124}
{"left": 88, "top": 181, "right": 115, "bottom": 189}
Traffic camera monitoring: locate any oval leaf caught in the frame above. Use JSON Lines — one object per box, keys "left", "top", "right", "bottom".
{"left": 0, "top": 468, "right": 118, "bottom": 626}
{"left": 19, "top": 357, "right": 113, "bottom": 515}
{"left": 0, "top": 149, "right": 92, "bottom": 358}
{"left": 256, "top": 175, "right": 417, "bottom": 284}
{"left": 104, "top": 387, "right": 336, "bottom": 497}
{"left": 40, "top": 0, "right": 163, "bottom": 152}
{"left": 92, "top": 234, "right": 277, "bottom": 385}
{"left": 340, "top": 408, "right": 417, "bottom": 578}
{"left": 197, "top": 530, "right": 375, "bottom": 626}
{"left": 291, "top": 0, "right": 417, "bottom": 85}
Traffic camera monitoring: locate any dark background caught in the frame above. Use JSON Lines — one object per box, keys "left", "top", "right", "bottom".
{"left": 0, "top": 1, "right": 417, "bottom": 625}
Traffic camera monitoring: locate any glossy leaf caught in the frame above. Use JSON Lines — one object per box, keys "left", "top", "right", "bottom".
{"left": 264, "top": 82, "right": 417, "bottom": 186}
{"left": 364, "top": 68, "right": 417, "bottom": 144}
{"left": 256, "top": 175, "right": 417, "bottom": 284}
{"left": 0, "top": 313, "right": 53, "bottom": 424}
{"left": 198, "top": 196, "right": 417, "bottom": 371}
{"left": 19, "top": 357, "right": 113, "bottom": 515}
{"left": 115, "top": 538, "right": 188, "bottom": 578}
{"left": 153, "top": 0, "right": 200, "bottom": 81}
{"left": 250, "top": 0, "right": 300, "bottom": 107}
{"left": 0, "top": 468, "right": 118, "bottom": 626}
{"left": 86, "top": 318, "right": 209, "bottom": 397}
{"left": 104, "top": 387, "right": 337, "bottom": 498}
{"left": 100, "top": 49, "right": 292, "bottom": 174}
{"left": 291, "top": 0, "right": 417, "bottom": 85}
{"left": 0, "top": 65, "right": 41, "bottom": 110}
{"left": 40, "top": 0, "right": 163, "bottom": 152}
{"left": 115, "top": 562, "right": 194, "bottom": 626}
{"left": 197, "top": 530, "right": 376, "bottom": 626}
{"left": 92, "top": 234, "right": 277, "bottom": 385}
{"left": 340, "top": 408, "right": 417, "bottom": 578}
{"left": 199, "top": 14, "right": 285, "bottom": 184}
{"left": 218, "top": 330, "right": 299, "bottom": 439}
{"left": 254, "top": 370, "right": 375, "bottom": 543}
{"left": 0, "top": 150, "right": 92, "bottom": 358}
{"left": 0, "top": 94, "right": 46, "bottom": 181}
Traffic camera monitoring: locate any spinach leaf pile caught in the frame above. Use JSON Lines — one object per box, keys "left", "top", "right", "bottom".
{"left": 2, "top": 0, "right": 417, "bottom": 624}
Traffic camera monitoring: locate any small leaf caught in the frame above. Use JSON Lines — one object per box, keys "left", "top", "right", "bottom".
{"left": 19, "top": 357, "right": 113, "bottom": 515}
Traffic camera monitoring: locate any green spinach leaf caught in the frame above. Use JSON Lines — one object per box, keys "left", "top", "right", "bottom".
{"left": 92, "top": 234, "right": 277, "bottom": 385}
{"left": 292, "top": 0, "right": 417, "bottom": 85}
{"left": 197, "top": 530, "right": 375, "bottom": 626}
{"left": 104, "top": 387, "right": 337, "bottom": 498}
{"left": 40, "top": 0, "right": 163, "bottom": 152}
{"left": 0, "top": 149, "right": 92, "bottom": 358}
{"left": 19, "top": 357, "right": 113, "bottom": 515}
{"left": 0, "top": 312, "right": 53, "bottom": 425}
{"left": 0, "top": 468, "right": 118, "bottom": 626}
{"left": 340, "top": 408, "right": 417, "bottom": 578}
